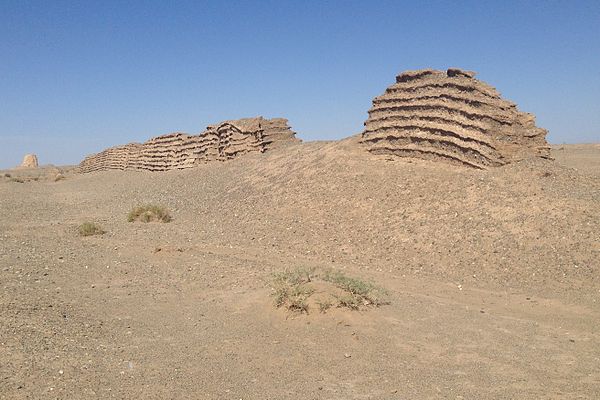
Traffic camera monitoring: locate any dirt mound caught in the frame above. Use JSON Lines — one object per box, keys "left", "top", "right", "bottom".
{"left": 19, "top": 154, "right": 38, "bottom": 168}
{"left": 361, "top": 68, "right": 550, "bottom": 168}
{"left": 78, "top": 117, "right": 298, "bottom": 173}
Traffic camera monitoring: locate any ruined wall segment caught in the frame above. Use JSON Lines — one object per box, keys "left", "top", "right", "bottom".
{"left": 361, "top": 68, "right": 550, "bottom": 168}
{"left": 19, "top": 154, "right": 39, "bottom": 168}
{"left": 78, "top": 117, "right": 298, "bottom": 173}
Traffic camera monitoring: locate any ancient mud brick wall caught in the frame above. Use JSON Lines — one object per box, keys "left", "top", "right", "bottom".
{"left": 78, "top": 117, "right": 297, "bottom": 173}
{"left": 361, "top": 68, "right": 550, "bottom": 168}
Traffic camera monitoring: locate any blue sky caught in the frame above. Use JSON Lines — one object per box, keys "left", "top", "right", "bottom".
{"left": 1, "top": 0, "right": 599, "bottom": 168}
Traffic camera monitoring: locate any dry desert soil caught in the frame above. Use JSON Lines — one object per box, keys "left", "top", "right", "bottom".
{"left": 1, "top": 140, "right": 599, "bottom": 399}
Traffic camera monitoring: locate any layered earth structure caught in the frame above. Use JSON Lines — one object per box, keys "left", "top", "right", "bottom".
{"left": 361, "top": 68, "right": 550, "bottom": 168}
{"left": 78, "top": 117, "right": 297, "bottom": 173}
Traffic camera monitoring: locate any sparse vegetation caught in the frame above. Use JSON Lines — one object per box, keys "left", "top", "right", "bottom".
{"left": 335, "top": 294, "right": 362, "bottom": 310}
{"left": 272, "top": 267, "right": 314, "bottom": 287}
{"left": 4, "top": 173, "right": 11, "bottom": 178}
{"left": 9, "top": 177, "right": 24, "bottom": 183}
{"left": 272, "top": 268, "right": 315, "bottom": 313}
{"left": 323, "top": 270, "right": 389, "bottom": 308}
{"left": 271, "top": 267, "right": 388, "bottom": 314}
{"left": 316, "top": 299, "right": 333, "bottom": 313}
{"left": 78, "top": 222, "right": 106, "bottom": 236}
{"left": 127, "top": 204, "right": 172, "bottom": 223}
{"left": 286, "top": 285, "right": 314, "bottom": 313}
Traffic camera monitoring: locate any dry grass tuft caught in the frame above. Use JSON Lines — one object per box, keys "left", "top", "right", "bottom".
{"left": 127, "top": 204, "right": 172, "bottom": 223}
{"left": 78, "top": 222, "right": 106, "bottom": 237}
{"left": 316, "top": 299, "right": 334, "bottom": 313}
{"left": 272, "top": 268, "right": 315, "bottom": 313}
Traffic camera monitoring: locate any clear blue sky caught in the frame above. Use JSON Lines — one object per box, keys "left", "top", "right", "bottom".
{"left": 1, "top": 0, "right": 599, "bottom": 168}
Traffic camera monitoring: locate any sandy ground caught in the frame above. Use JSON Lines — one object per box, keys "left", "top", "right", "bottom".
{"left": 552, "top": 143, "right": 600, "bottom": 175}
{"left": 1, "top": 140, "right": 599, "bottom": 399}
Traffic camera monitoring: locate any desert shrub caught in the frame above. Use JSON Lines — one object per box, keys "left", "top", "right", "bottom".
{"left": 4, "top": 173, "right": 11, "bottom": 178}
{"left": 78, "top": 222, "right": 106, "bottom": 236}
{"left": 271, "top": 267, "right": 388, "bottom": 314}
{"left": 272, "top": 268, "right": 315, "bottom": 313}
{"left": 127, "top": 204, "right": 172, "bottom": 223}
{"left": 323, "top": 270, "right": 389, "bottom": 308}
{"left": 9, "top": 177, "right": 24, "bottom": 183}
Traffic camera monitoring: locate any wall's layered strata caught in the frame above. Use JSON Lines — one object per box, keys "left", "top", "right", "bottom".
{"left": 78, "top": 117, "right": 297, "bottom": 173}
{"left": 361, "top": 68, "right": 550, "bottom": 168}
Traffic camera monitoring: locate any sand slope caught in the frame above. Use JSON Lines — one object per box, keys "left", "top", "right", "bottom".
{"left": 1, "top": 141, "right": 599, "bottom": 399}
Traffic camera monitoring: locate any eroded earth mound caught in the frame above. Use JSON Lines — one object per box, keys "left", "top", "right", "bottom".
{"left": 361, "top": 68, "right": 550, "bottom": 168}
{"left": 78, "top": 117, "right": 297, "bottom": 173}
{"left": 19, "top": 154, "right": 38, "bottom": 168}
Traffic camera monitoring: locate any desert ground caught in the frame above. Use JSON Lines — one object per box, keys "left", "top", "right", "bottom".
{"left": 1, "top": 140, "right": 599, "bottom": 399}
